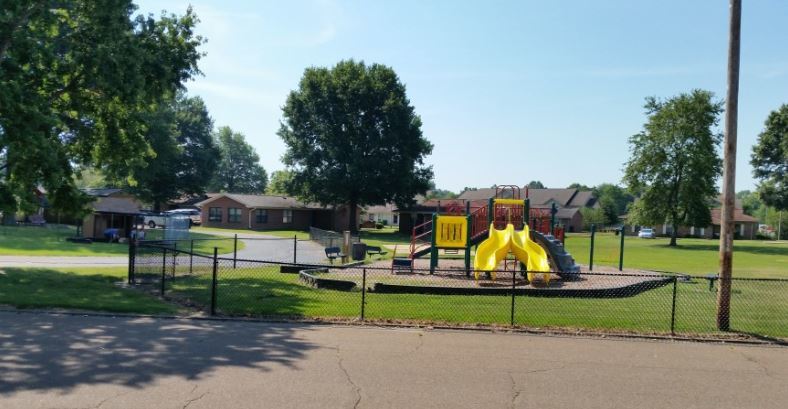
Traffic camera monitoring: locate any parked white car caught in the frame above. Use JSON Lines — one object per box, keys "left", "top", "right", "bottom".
{"left": 638, "top": 228, "right": 656, "bottom": 239}
{"left": 141, "top": 211, "right": 168, "bottom": 229}
{"left": 165, "top": 208, "right": 201, "bottom": 226}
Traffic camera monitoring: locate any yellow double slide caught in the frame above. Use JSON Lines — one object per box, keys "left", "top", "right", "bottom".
{"left": 473, "top": 223, "right": 552, "bottom": 283}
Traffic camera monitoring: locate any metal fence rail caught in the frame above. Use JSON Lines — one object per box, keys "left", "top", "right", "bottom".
{"left": 128, "top": 242, "right": 788, "bottom": 341}
{"left": 309, "top": 226, "right": 360, "bottom": 248}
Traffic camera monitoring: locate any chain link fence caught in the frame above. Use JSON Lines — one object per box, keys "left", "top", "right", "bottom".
{"left": 128, "top": 241, "right": 788, "bottom": 341}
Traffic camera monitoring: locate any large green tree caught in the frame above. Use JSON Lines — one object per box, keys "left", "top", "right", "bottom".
{"left": 278, "top": 60, "right": 433, "bottom": 232}
{"left": 125, "top": 94, "right": 217, "bottom": 211}
{"left": 266, "top": 169, "right": 295, "bottom": 195}
{"left": 751, "top": 104, "right": 788, "bottom": 211}
{"left": 209, "top": 127, "right": 267, "bottom": 194}
{"left": 0, "top": 1, "right": 203, "bottom": 216}
{"left": 623, "top": 90, "right": 723, "bottom": 246}
{"left": 593, "top": 183, "right": 634, "bottom": 225}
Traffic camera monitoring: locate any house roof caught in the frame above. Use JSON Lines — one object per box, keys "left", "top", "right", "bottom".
{"left": 526, "top": 188, "right": 578, "bottom": 206}
{"left": 456, "top": 188, "right": 498, "bottom": 201}
{"left": 710, "top": 208, "right": 759, "bottom": 224}
{"left": 567, "top": 190, "right": 596, "bottom": 207}
{"left": 556, "top": 207, "right": 581, "bottom": 219}
{"left": 171, "top": 193, "right": 220, "bottom": 207}
{"left": 92, "top": 197, "right": 141, "bottom": 215}
{"left": 196, "top": 193, "right": 327, "bottom": 210}
{"left": 456, "top": 187, "right": 597, "bottom": 209}
{"left": 82, "top": 188, "right": 124, "bottom": 197}
{"left": 365, "top": 203, "right": 396, "bottom": 214}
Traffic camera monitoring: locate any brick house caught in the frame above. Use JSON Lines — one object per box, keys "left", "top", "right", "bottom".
{"left": 196, "top": 193, "right": 358, "bottom": 232}
{"left": 628, "top": 197, "right": 760, "bottom": 239}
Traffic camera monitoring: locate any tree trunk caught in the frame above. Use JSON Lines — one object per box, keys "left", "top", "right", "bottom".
{"left": 347, "top": 198, "right": 358, "bottom": 233}
{"left": 669, "top": 222, "right": 679, "bottom": 246}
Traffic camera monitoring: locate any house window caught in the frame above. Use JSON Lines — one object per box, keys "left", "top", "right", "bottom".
{"left": 283, "top": 209, "right": 293, "bottom": 224}
{"left": 255, "top": 209, "right": 268, "bottom": 224}
{"left": 393, "top": 214, "right": 399, "bottom": 224}
{"left": 209, "top": 207, "right": 222, "bottom": 222}
{"left": 228, "top": 208, "right": 242, "bottom": 223}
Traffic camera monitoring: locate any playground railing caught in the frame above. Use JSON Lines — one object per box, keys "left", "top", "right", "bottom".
{"left": 129, "top": 242, "right": 788, "bottom": 343}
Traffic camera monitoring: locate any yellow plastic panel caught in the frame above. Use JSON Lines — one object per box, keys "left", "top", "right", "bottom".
{"left": 435, "top": 215, "right": 467, "bottom": 248}
{"left": 493, "top": 198, "right": 525, "bottom": 206}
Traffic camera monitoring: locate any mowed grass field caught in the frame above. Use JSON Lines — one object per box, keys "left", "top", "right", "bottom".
{"left": 0, "top": 225, "right": 240, "bottom": 256}
{"left": 162, "top": 267, "right": 787, "bottom": 339}
{"left": 0, "top": 266, "right": 176, "bottom": 314}
{"left": 564, "top": 233, "right": 788, "bottom": 278}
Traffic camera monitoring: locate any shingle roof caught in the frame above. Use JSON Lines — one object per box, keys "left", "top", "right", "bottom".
{"left": 710, "top": 208, "right": 759, "bottom": 224}
{"left": 92, "top": 197, "right": 141, "bottom": 214}
{"left": 567, "top": 190, "right": 595, "bottom": 207}
{"left": 525, "top": 188, "right": 578, "bottom": 206}
{"left": 196, "top": 193, "right": 327, "bottom": 210}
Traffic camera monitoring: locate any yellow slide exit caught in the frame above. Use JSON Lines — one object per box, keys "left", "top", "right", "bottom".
{"left": 473, "top": 223, "right": 552, "bottom": 283}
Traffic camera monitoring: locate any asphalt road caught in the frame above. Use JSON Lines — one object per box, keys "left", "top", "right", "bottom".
{"left": 1, "top": 311, "right": 786, "bottom": 409}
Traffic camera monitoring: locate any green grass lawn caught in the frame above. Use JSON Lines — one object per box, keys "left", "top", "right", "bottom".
{"left": 0, "top": 266, "right": 177, "bottom": 314}
{"left": 0, "top": 225, "right": 239, "bottom": 256}
{"left": 358, "top": 228, "right": 411, "bottom": 259}
{"left": 164, "top": 268, "right": 787, "bottom": 339}
{"left": 564, "top": 233, "right": 788, "bottom": 278}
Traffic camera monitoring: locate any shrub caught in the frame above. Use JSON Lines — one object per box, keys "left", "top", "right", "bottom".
{"left": 375, "top": 223, "right": 384, "bottom": 229}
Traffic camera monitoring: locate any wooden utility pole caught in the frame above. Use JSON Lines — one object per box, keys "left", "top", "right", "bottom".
{"left": 717, "top": 0, "right": 742, "bottom": 331}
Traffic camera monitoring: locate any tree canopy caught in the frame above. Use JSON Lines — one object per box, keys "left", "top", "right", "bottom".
{"left": 125, "top": 94, "right": 217, "bottom": 210}
{"left": 593, "top": 183, "right": 634, "bottom": 225}
{"left": 526, "top": 181, "right": 545, "bottom": 189}
{"left": 278, "top": 59, "right": 433, "bottom": 232}
{"left": 266, "top": 170, "right": 295, "bottom": 196}
{"left": 209, "top": 127, "right": 267, "bottom": 194}
{"left": 751, "top": 104, "right": 788, "bottom": 211}
{"left": 623, "top": 90, "right": 723, "bottom": 246}
{"left": 0, "top": 1, "right": 203, "bottom": 215}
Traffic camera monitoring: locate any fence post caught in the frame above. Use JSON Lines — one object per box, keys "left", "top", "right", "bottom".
{"left": 233, "top": 234, "right": 238, "bottom": 269}
{"left": 172, "top": 242, "right": 177, "bottom": 278}
{"left": 361, "top": 268, "right": 367, "bottom": 320}
{"left": 189, "top": 239, "right": 194, "bottom": 275}
{"left": 589, "top": 224, "right": 596, "bottom": 271}
{"left": 618, "top": 225, "right": 626, "bottom": 271}
{"left": 160, "top": 247, "right": 167, "bottom": 296}
{"left": 293, "top": 235, "right": 298, "bottom": 264}
{"left": 510, "top": 271, "right": 516, "bottom": 326}
{"left": 671, "top": 276, "right": 678, "bottom": 335}
{"left": 127, "top": 238, "right": 136, "bottom": 285}
{"left": 211, "top": 247, "right": 218, "bottom": 316}
{"left": 550, "top": 203, "right": 557, "bottom": 236}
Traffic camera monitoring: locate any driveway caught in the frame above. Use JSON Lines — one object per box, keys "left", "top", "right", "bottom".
{"left": 1, "top": 311, "right": 786, "bottom": 409}
{"left": 0, "top": 233, "right": 326, "bottom": 267}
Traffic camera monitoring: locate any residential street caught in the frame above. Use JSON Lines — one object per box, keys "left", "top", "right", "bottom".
{"left": 1, "top": 311, "right": 786, "bottom": 409}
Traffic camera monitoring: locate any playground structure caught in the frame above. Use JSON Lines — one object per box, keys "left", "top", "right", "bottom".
{"left": 408, "top": 185, "right": 581, "bottom": 279}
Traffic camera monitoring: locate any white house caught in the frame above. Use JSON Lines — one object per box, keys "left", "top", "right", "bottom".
{"left": 364, "top": 203, "right": 399, "bottom": 226}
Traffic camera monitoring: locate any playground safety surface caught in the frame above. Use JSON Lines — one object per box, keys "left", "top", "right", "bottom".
{"left": 320, "top": 259, "right": 669, "bottom": 293}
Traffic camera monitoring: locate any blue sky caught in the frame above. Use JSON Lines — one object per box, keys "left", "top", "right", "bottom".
{"left": 135, "top": 0, "right": 787, "bottom": 193}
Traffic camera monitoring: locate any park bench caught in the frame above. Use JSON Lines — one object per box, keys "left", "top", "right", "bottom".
{"left": 366, "top": 245, "right": 387, "bottom": 258}
{"left": 325, "top": 246, "right": 346, "bottom": 264}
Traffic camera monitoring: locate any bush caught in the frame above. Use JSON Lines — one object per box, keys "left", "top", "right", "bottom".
{"left": 375, "top": 223, "right": 384, "bottom": 229}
